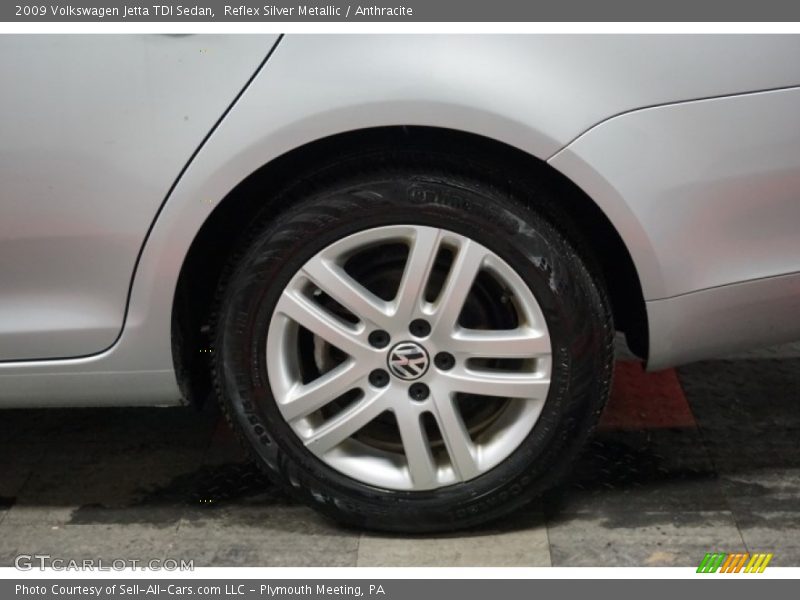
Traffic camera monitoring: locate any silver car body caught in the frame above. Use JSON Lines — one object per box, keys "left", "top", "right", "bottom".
{"left": 1, "top": 34, "right": 799, "bottom": 406}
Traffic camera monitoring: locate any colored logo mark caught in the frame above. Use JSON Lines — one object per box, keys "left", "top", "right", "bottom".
{"left": 697, "top": 552, "right": 773, "bottom": 573}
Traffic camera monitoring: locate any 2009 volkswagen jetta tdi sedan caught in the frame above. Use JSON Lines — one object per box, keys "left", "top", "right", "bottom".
{"left": 2, "top": 34, "right": 799, "bottom": 531}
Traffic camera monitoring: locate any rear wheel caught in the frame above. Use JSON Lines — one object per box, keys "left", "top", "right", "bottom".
{"left": 214, "top": 163, "right": 613, "bottom": 531}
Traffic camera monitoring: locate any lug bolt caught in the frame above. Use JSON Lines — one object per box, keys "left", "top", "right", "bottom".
{"left": 434, "top": 352, "right": 455, "bottom": 371}
{"left": 369, "top": 369, "right": 390, "bottom": 388}
{"left": 409, "top": 319, "right": 431, "bottom": 338}
{"left": 408, "top": 382, "right": 430, "bottom": 401}
{"left": 368, "top": 330, "right": 390, "bottom": 349}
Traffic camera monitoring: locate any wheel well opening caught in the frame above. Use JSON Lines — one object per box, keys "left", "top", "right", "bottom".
{"left": 173, "top": 126, "right": 648, "bottom": 405}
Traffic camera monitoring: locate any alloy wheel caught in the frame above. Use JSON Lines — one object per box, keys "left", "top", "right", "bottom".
{"left": 266, "top": 225, "right": 552, "bottom": 491}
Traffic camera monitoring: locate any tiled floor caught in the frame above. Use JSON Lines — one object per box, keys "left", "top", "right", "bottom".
{"left": 1, "top": 342, "right": 799, "bottom": 567}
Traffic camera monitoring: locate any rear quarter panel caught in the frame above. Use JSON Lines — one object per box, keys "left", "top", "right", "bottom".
{"left": 2, "top": 34, "right": 800, "bottom": 404}
{"left": 0, "top": 34, "right": 276, "bottom": 360}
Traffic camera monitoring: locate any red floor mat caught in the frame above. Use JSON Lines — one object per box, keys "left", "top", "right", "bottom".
{"left": 599, "top": 362, "right": 696, "bottom": 430}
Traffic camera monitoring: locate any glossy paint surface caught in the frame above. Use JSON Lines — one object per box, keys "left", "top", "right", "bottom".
{"left": 0, "top": 34, "right": 276, "bottom": 360}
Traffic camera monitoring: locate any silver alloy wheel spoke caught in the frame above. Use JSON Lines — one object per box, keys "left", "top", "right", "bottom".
{"left": 393, "top": 227, "right": 443, "bottom": 322}
{"left": 448, "top": 327, "right": 550, "bottom": 358}
{"left": 305, "top": 387, "right": 388, "bottom": 454}
{"left": 430, "top": 393, "right": 481, "bottom": 481}
{"left": 302, "top": 258, "right": 392, "bottom": 330}
{"left": 394, "top": 404, "right": 438, "bottom": 488}
{"left": 441, "top": 368, "right": 551, "bottom": 399}
{"left": 275, "top": 289, "right": 365, "bottom": 356}
{"left": 428, "top": 239, "right": 488, "bottom": 333}
{"left": 267, "top": 224, "right": 553, "bottom": 491}
{"left": 280, "top": 359, "right": 365, "bottom": 422}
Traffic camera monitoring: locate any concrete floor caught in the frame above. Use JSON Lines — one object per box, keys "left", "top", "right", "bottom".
{"left": 1, "top": 342, "right": 799, "bottom": 567}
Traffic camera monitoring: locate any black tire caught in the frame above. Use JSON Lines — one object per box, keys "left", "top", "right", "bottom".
{"left": 213, "top": 159, "right": 614, "bottom": 532}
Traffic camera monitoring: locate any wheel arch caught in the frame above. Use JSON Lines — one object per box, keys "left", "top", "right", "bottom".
{"left": 172, "top": 126, "right": 648, "bottom": 405}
